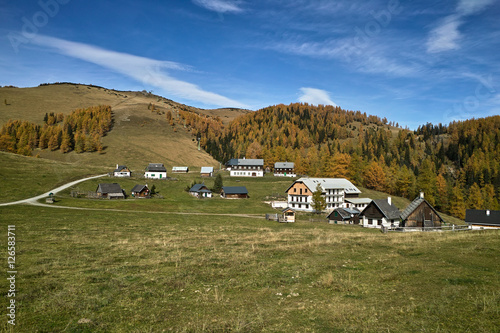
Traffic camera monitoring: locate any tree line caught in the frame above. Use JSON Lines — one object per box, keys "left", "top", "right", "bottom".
{"left": 0, "top": 105, "right": 113, "bottom": 156}
{"left": 178, "top": 103, "right": 500, "bottom": 219}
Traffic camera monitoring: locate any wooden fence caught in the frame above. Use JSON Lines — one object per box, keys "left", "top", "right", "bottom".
{"left": 381, "top": 225, "right": 471, "bottom": 233}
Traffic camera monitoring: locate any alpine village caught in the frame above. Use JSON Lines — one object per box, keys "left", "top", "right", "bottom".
{"left": 1, "top": 83, "right": 499, "bottom": 331}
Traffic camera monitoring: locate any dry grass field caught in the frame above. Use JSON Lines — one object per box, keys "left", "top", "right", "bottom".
{"left": 0, "top": 84, "right": 249, "bottom": 169}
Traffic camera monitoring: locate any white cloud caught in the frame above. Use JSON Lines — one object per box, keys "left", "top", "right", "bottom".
{"left": 456, "top": 0, "right": 496, "bottom": 15}
{"left": 426, "top": 15, "right": 462, "bottom": 53}
{"left": 30, "top": 35, "right": 247, "bottom": 108}
{"left": 192, "top": 0, "right": 244, "bottom": 13}
{"left": 426, "top": 0, "right": 495, "bottom": 53}
{"left": 298, "top": 87, "right": 336, "bottom": 106}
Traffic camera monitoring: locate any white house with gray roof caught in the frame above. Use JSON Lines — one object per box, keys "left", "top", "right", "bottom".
{"left": 226, "top": 158, "right": 264, "bottom": 177}
{"left": 144, "top": 163, "right": 167, "bottom": 179}
{"left": 285, "top": 177, "right": 361, "bottom": 212}
{"left": 274, "top": 162, "right": 296, "bottom": 177}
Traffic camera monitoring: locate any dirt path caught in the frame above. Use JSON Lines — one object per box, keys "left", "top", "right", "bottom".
{"left": 0, "top": 174, "right": 108, "bottom": 207}
{"left": 0, "top": 174, "right": 265, "bottom": 219}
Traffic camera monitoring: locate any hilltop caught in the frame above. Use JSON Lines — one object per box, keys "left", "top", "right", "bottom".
{"left": 0, "top": 83, "right": 250, "bottom": 169}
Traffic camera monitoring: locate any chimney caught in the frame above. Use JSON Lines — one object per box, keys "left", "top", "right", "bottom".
{"left": 387, "top": 197, "right": 392, "bottom": 206}
{"left": 419, "top": 192, "right": 424, "bottom": 199}
{"left": 486, "top": 210, "right": 490, "bottom": 216}
{"left": 116, "top": 164, "right": 119, "bottom": 169}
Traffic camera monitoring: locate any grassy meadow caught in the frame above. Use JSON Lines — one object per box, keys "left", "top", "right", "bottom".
{"left": 0, "top": 85, "right": 498, "bottom": 331}
{"left": 1, "top": 205, "right": 499, "bottom": 332}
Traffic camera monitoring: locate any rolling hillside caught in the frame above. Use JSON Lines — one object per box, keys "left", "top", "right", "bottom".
{"left": 0, "top": 83, "right": 249, "bottom": 170}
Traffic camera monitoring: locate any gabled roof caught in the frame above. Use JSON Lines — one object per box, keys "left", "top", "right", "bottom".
{"left": 345, "top": 198, "right": 372, "bottom": 204}
{"left": 131, "top": 184, "right": 148, "bottom": 193}
{"left": 400, "top": 197, "right": 443, "bottom": 221}
{"left": 363, "top": 199, "right": 401, "bottom": 220}
{"left": 285, "top": 178, "right": 361, "bottom": 195}
{"left": 465, "top": 209, "right": 500, "bottom": 226}
{"left": 97, "top": 183, "right": 123, "bottom": 194}
{"left": 327, "top": 207, "right": 360, "bottom": 220}
{"left": 275, "top": 162, "right": 294, "bottom": 169}
{"left": 146, "top": 163, "right": 166, "bottom": 172}
{"left": 222, "top": 186, "right": 248, "bottom": 195}
{"left": 226, "top": 159, "right": 264, "bottom": 167}
{"left": 172, "top": 166, "right": 189, "bottom": 171}
{"left": 189, "top": 184, "right": 211, "bottom": 193}
{"left": 200, "top": 167, "right": 214, "bottom": 173}
{"left": 114, "top": 165, "right": 129, "bottom": 172}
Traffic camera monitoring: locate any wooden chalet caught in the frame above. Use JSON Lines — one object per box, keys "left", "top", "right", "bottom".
{"left": 465, "top": 209, "right": 500, "bottom": 229}
{"left": 96, "top": 183, "right": 125, "bottom": 199}
{"left": 221, "top": 186, "right": 249, "bottom": 199}
{"left": 189, "top": 183, "right": 213, "bottom": 198}
{"left": 400, "top": 193, "right": 443, "bottom": 228}
{"left": 274, "top": 162, "right": 296, "bottom": 177}
{"left": 113, "top": 164, "right": 131, "bottom": 177}
{"left": 200, "top": 167, "right": 214, "bottom": 177}
{"left": 131, "top": 184, "right": 150, "bottom": 198}
{"left": 359, "top": 197, "right": 400, "bottom": 228}
{"left": 327, "top": 207, "right": 360, "bottom": 225}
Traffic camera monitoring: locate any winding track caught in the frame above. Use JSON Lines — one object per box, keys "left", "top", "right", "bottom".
{"left": 0, "top": 174, "right": 264, "bottom": 219}
{"left": 0, "top": 174, "right": 108, "bottom": 207}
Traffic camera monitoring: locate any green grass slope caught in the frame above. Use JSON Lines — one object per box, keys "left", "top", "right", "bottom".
{"left": 0, "top": 84, "right": 249, "bottom": 169}
{"left": 1, "top": 205, "right": 498, "bottom": 332}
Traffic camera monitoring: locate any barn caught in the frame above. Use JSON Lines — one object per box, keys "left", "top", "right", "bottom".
{"left": 400, "top": 193, "right": 443, "bottom": 228}
{"left": 221, "top": 186, "right": 249, "bottom": 199}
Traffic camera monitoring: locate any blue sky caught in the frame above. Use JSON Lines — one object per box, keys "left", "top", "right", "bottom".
{"left": 1, "top": 0, "right": 499, "bottom": 128}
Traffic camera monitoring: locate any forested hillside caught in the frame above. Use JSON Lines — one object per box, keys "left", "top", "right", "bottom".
{"left": 0, "top": 105, "right": 113, "bottom": 155}
{"left": 181, "top": 103, "right": 500, "bottom": 219}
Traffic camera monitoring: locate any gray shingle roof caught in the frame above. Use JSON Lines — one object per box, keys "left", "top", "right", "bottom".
{"left": 146, "top": 163, "right": 166, "bottom": 172}
{"left": 327, "top": 207, "right": 360, "bottom": 220}
{"left": 465, "top": 209, "right": 500, "bottom": 226}
{"left": 189, "top": 184, "right": 211, "bottom": 193}
{"left": 286, "top": 178, "right": 361, "bottom": 195}
{"left": 131, "top": 184, "right": 148, "bottom": 193}
{"left": 222, "top": 186, "right": 248, "bottom": 195}
{"left": 226, "top": 159, "right": 264, "bottom": 167}
{"left": 114, "top": 165, "right": 128, "bottom": 172}
{"left": 400, "top": 197, "right": 444, "bottom": 221}
{"left": 372, "top": 199, "right": 401, "bottom": 220}
{"left": 97, "top": 183, "right": 123, "bottom": 194}
{"left": 200, "top": 167, "right": 214, "bottom": 173}
{"left": 275, "top": 162, "right": 294, "bottom": 169}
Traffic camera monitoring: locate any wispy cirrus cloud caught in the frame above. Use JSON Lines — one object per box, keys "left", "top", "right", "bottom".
{"left": 266, "top": 37, "right": 420, "bottom": 78}
{"left": 426, "top": 0, "right": 496, "bottom": 53}
{"left": 298, "top": 87, "right": 336, "bottom": 106}
{"left": 192, "top": 0, "right": 245, "bottom": 13}
{"left": 30, "top": 35, "right": 247, "bottom": 108}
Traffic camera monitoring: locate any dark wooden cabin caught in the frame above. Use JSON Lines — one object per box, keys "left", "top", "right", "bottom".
{"left": 221, "top": 186, "right": 249, "bottom": 199}
{"left": 400, "top": 193, "right": 443, "bottom": 228}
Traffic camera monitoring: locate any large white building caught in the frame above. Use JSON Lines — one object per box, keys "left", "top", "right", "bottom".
{"left": 285, "top": 178, "right": 361, "bottom": 212}
{"left": 226, "top": 158, "right": 264, "bottom": 177}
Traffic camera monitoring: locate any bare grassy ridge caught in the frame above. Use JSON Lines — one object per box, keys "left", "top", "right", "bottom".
{"left": 1, "top": 205, "right": 498, "bottom": 332}
{"left": 0, "top": 84, "right": 249, "bottom": 169}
